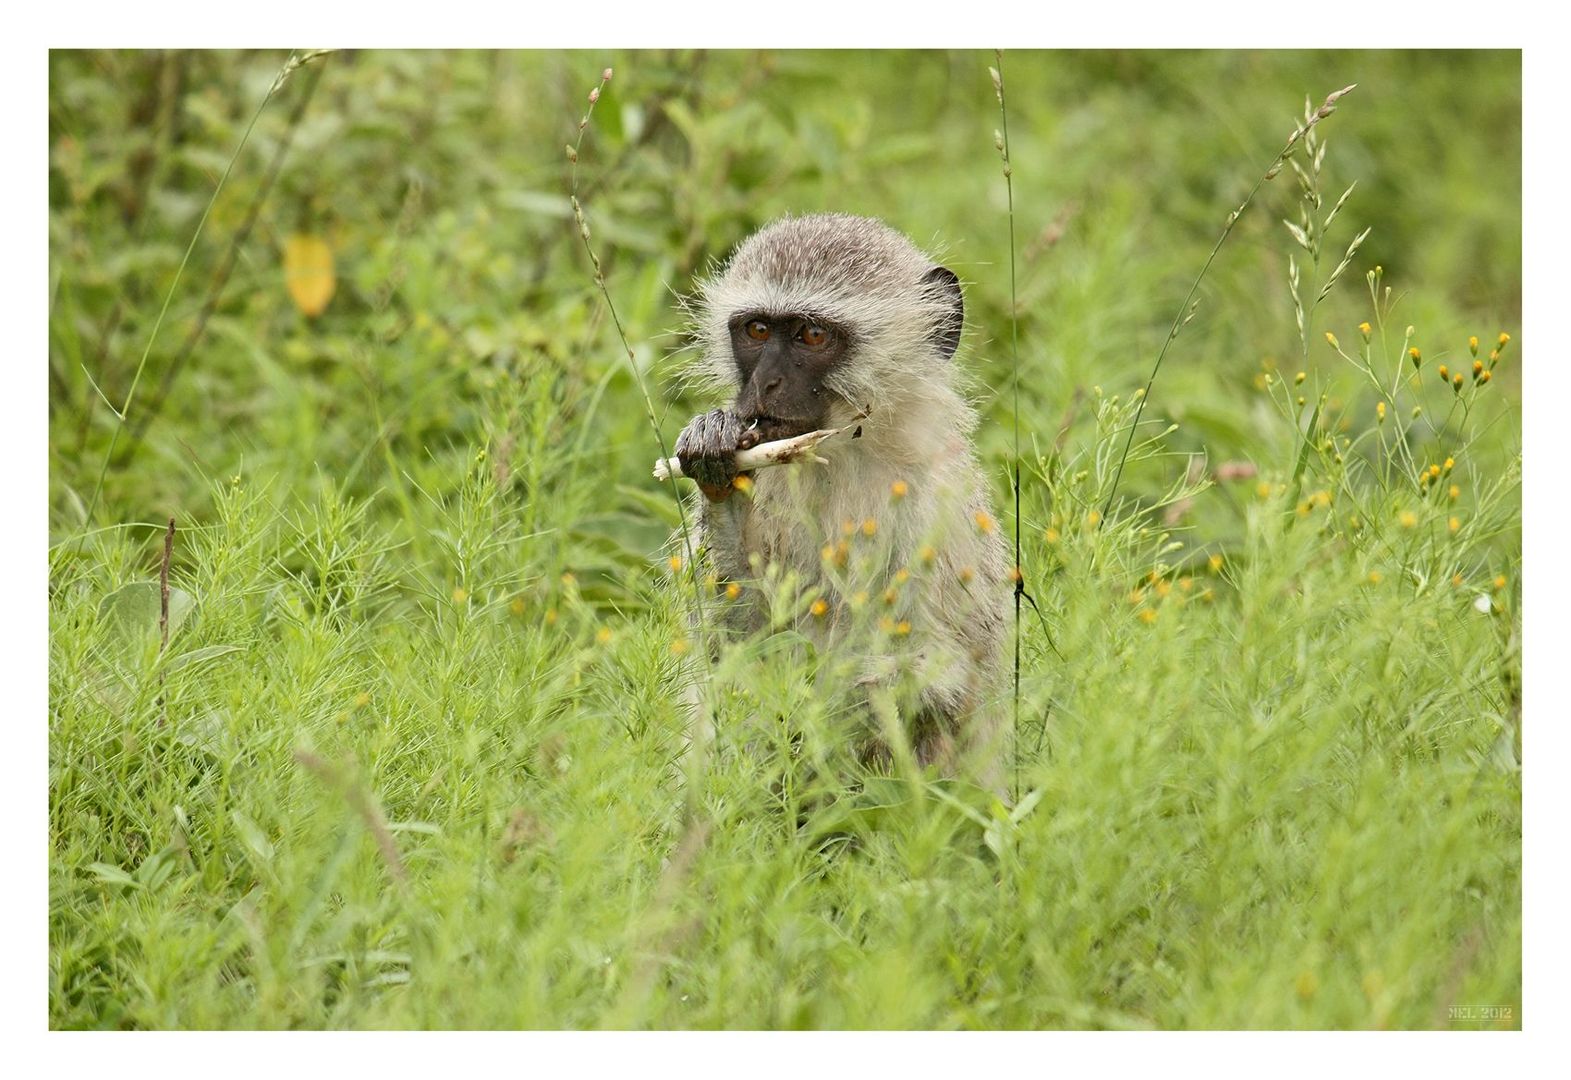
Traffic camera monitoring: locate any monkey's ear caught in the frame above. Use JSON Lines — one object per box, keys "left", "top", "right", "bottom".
{"left": 924, "top": 265, "right": 964, "bottom": 361}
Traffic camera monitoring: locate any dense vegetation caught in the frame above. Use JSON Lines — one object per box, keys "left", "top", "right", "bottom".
{"left": 48, "top": 50, "right": 1521, "bottom": 1028}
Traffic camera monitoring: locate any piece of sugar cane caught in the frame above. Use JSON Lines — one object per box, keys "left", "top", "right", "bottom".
{"left": 654, "top": 427, "right": 841, "bottom": 482}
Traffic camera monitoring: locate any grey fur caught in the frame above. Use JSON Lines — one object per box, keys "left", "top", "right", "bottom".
{"left": 677, "top": 213, "right": 1009, "bottom": 778}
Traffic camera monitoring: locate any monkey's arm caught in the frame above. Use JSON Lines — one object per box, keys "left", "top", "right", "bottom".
{"left": 673, "top": 408, "right": 751, "bottom": 503}
{"left": 655, "top": 427, "right": 839, "bottom": 483}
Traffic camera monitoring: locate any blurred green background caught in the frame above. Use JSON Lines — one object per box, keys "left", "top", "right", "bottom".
{"left": 49, "top": 49, "right": 1520, "bottom": 559}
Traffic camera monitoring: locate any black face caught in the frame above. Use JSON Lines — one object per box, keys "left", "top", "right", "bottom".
{"left": 728, "top": 313, "right": 849, "bottom": 443}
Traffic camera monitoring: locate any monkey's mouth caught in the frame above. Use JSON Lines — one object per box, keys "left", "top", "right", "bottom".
{"left": 741, "top": 415, "right": 819, "bottom": 446}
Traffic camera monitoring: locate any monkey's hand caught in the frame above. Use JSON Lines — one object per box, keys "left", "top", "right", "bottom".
{"left": 675, "top": 409, "right": 757, "bottom": 503}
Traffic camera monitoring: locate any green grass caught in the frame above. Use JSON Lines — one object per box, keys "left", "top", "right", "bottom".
{"left": 48, "top": 49, "right": 1521, "bottom": 1029}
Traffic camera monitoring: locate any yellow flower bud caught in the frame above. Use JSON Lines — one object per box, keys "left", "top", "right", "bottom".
{"left": 810, "top": 598, "right": 829, "bottom": 618}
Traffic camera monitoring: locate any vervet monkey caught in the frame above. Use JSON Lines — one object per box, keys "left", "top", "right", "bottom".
{"left": 674, "top": 213, "right": 1008, "bottom": 775}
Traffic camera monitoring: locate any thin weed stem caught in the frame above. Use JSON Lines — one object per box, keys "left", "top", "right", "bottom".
{"left": 990, "top": 52, "right": 1023, "bottom": 804}
{"left": 76, "top": 50, "right": 329, "bottom": 537}
{"left": 1101, "top": 83, "right": 1357, "bottom": 523}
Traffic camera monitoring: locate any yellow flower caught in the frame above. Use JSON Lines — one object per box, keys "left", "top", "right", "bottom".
{"left": 353, "top": 691, "right": 371, "bottom": 708}
{"left": 1295, "top": 371, "right": 1306, "bottom": 385}
{"left": 890, "top": 480, "right": 908, "bottom": 500}
{"left": 1367, "top": 570, "right": 1383, "bottom": 585}
{"left": 1376, "top": 401, "right": 1387, "bottom": 422}
{"left": 1043, "top": 528, "right": 1060, "bottom": 544}
{"left": 1138, "top": 608, "right": 1158, "bottom": 624}
{"left": 1398, "top": 511, "right": 1418, "bottom": 529}
{"left": 1448, "top": 516, "right": 1460, "bottom": 533}
{"left": 1208, "top": 554, "right": 1224, "bottom": 573}
{"left": 545, "top": 608, "right": 558, "bottom": 626}
{"left": 671, "top": 637, "right": 690, "bottom": 656}
{"left": 1325, "top": 331, "right": 1339, "bottom": 349}
{"left": 861, "top": 518, "right": 878, "bottom": 537}
{"left": 1493, "top": 574, "right": 1507, "bottom": 591}
{"left": 1437, "top": 364, "right": 1449, "bottom": 381}
{"left": 1448, "top": 484, "right": 1460, "bottom": 501}
{"left": 509, "top": 597, "right": 526, "bottom": 616}
{"left": 894, "top": 620, "right": 912, "bottom": 636}
{"left": 1479, "top": 370, "right": 1492, "bottom": 385}
{"left": 1155, "top": 579, "right": 1172, "bottom": 599}
{"left": 974, "top": 510, "right": 996, "bottom": 534}
{"left": 1468, "top": 335, "right": 1479, "bottom": 355}
{"left": 810, "top": 598, "right": 829, "bottom": 618}
{"left": 1085, "top": 509, "right": 1101, "bottom": 527}
{"left": 1256, "top": 481, "right": 1272, "bottom": 499}
{"left": 1451, "top": 573, "right": 1464, "bottom": 588}
{"left": 733, "top": 474, "right": 753, "bottom": 495}
{"left": 1443, "top": 457, "right": 1455, "bottom": 473}
{"left": 1359, "top": 322, "right": 1372, "bottom": 338}
{"left": 918, "top": 544, "right": 937, "bottom": 564}
{"left": 894, "top": 568, "right": 910, "bottom": 585}
{"left": 451, "top": 586, "right": 469, "bottom": 604}
{"left": 1498, "top": 332, "right": 1511, "bottom": 347}
{"left": 958, "top": 566, "right": 975, "bottom": 584}
{"left": 595, "top": 626, "right": 613, "bottom": 645}
{"left": 1410, "top": 347, "right": 1422, "bottom": 367}
{"left": 1452, "top": 372, "right": 1464, "bottom": 392}
{"left": 724, "top": 582, "right": 742, "bottom": 600}
{"left": 668, "top": 554, "right": 683, "bottom": 573}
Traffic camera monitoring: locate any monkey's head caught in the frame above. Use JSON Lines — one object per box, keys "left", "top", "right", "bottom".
{"left": 691, "top": 213, "right": 964, "bottom": 444}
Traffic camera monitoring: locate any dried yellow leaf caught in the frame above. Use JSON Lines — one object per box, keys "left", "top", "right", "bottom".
{"left": 284, "top": 233, "right": 336, "bottom": 317}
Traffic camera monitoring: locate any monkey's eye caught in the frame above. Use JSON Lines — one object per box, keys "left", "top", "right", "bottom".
{"left": 799, "top": 324, "right": 829, "bottom": 347}
{"left": 745, "top": 320, "right": 771, "bottom": 342}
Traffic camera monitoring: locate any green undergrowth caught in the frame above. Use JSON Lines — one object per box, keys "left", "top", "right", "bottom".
{"left": 49, "top": 49, "right": 1520, "bottom": 1029}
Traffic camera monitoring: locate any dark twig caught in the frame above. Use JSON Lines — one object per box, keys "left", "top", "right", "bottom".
{"left": 158, "top": 517, "right": 175, "bottom": 653}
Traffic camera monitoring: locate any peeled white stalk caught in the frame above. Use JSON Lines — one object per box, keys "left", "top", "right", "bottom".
{"left": 653, "top": 427, "right": 841, "bottom": 482}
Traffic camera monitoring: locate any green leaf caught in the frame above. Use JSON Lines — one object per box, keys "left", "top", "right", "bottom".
{"left": 97, "top": 581, "right": 195, "bottom": 644}
{"left": 164, "top": 643, "right": 244, "bottom": 672}
{"left": 85, "top": 862, "right": 139, "bottom": 890}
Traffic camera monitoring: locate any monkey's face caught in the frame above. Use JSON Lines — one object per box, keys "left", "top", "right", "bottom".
{"left": 728, "top": 313, "right": 849, "bottom": 443}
